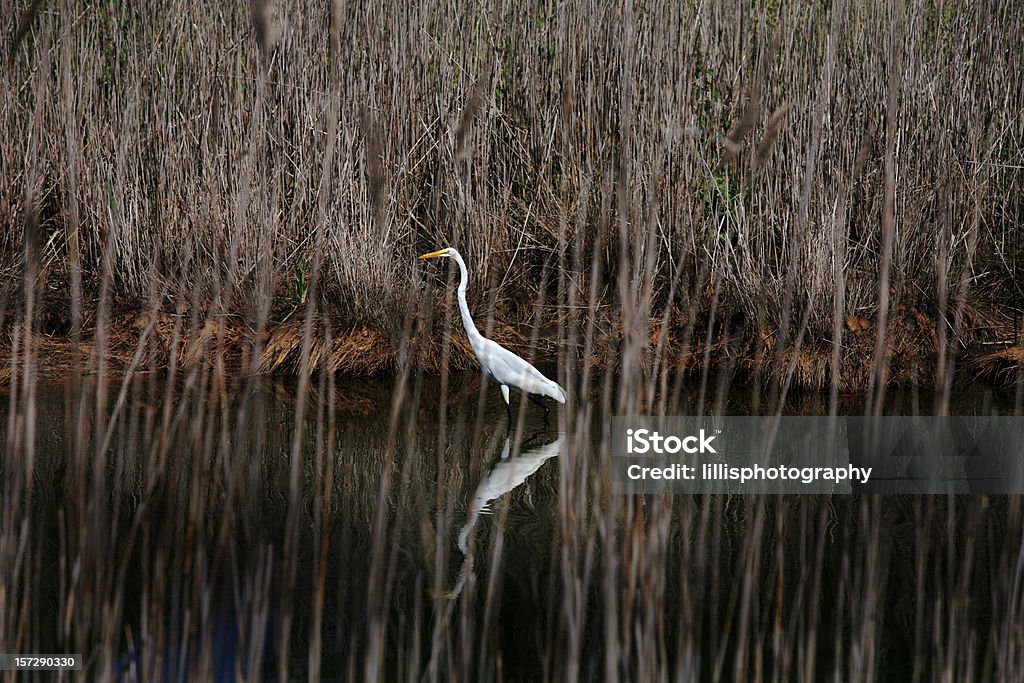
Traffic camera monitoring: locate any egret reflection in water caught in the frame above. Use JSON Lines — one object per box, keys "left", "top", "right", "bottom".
{"left": 443, "top": 429, "right": 564, "bottom": 600}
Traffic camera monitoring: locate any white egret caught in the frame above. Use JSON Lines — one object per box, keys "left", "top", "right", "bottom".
{"left": 419, "top": 247, "right": 567, "bottom": 420}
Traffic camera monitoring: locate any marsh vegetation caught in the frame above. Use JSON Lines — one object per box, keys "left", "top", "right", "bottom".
{"left": 2, "top": 0, "right": 1021, "bottom": 387}
{"left": 2, "top": 0, "right": 1024, "bottom": 680}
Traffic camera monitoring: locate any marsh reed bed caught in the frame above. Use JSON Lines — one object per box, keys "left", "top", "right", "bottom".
{"left": 2, "top": 0, "right": 1021, "bottom": 382}
{"left": 3, "top": 0, "right": 1024, "bottom": 680}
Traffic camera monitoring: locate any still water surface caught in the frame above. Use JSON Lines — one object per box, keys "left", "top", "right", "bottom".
{"left": 7, "top": 372, "right": 1022, "bottom": 680}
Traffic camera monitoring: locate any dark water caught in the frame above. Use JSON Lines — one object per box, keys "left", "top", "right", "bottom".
{"left": 3, "top": 372, "right": 1023, "bottom": 681}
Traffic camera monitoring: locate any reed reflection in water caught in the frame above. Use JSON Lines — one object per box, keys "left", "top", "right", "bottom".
{"left": 2, "top": 371, "right": 1022, "bottom": 681}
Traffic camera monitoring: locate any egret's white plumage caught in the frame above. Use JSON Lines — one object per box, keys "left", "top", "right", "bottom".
{"left": 441, "top": 433, "right": 564, "bottom": 599}
{"left": 419, "top": 247, "right": 567, "bottom": 414}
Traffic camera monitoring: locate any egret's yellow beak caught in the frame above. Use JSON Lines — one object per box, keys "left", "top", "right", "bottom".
{"left": 419, "top": 248, "right": 450, "bottom": 260}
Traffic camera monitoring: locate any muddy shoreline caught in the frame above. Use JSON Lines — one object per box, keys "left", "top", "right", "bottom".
{"left": 4, "top": 306, "right": 1020, "bottom": 394}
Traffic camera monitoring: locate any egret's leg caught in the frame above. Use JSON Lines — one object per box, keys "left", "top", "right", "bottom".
{"left": 528, "top": 395, "right": 551, "bottom": 423}
{"left": 501, "top": 385, "right": 512, "bottom": 422}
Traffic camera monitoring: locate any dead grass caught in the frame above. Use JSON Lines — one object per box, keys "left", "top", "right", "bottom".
{"left": 1, "top": 0, "right": 1021, "bottom": 394}
{"left": 966, "top": 346, "right": 1024, "bottom": 388}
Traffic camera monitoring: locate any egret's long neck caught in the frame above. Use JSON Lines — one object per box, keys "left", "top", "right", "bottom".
{"left": 451, "top": 251, "right": 482, "bottom": 344}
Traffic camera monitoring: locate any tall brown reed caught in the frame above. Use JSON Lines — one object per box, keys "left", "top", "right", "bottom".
{"left": 2, "top": 0, "right": 1021, "bottom": 388}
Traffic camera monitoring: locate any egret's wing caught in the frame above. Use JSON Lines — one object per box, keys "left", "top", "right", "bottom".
{"left": 481, "top": 340, "right": 541, "bottom": 383}
{"left": 480, "top": 340, "right": 566, "bottom": 402}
